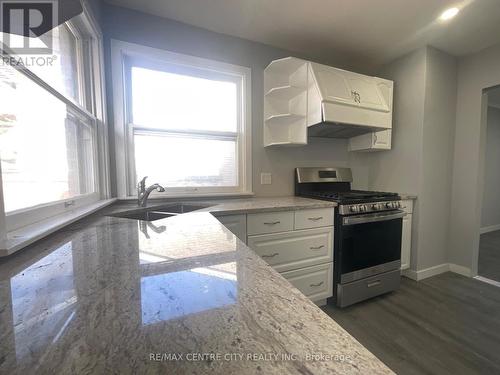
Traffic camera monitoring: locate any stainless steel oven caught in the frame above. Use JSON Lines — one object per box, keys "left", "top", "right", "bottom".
{"left": 335, "top": 210, "right": 404, "bottom": 307}
{"left": 294, "top": 167, "right": 405, "bottom": 307}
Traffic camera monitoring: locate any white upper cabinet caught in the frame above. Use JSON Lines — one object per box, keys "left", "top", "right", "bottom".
{"left": 313, "top": 67, "right": 355, "bottom": 106}
{"left": 264, "top": 57, "right": 394, "bottom": 149}
{"left": 313, "top": 64, "right": 390, "bottom": 113}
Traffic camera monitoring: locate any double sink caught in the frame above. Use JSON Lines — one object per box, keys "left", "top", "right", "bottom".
{"left": 109, "top": 203, "right": 210, "bottom": 222}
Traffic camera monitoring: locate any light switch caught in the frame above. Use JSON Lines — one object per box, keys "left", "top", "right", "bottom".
{"left": 260, "top": 173, "right": 272, "bottom": 185}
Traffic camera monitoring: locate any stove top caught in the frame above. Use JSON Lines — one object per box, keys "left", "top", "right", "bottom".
{"left": 302, "top": 190, "right": 400, "bottom": 204}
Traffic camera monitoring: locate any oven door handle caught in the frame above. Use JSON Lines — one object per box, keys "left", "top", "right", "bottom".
{"left": 342, "top": 210, "right": 406, "bottom": 226}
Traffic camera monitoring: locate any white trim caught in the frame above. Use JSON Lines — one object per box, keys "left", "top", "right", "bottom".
{"left": 0, "top": 199, "right": 117, "bottom": 257}
{"left": 479, "top": 224, "right": 500, "bottom": 234}
{"left": 402, "top": 263, "right": 472, "bottom": 281}
{"left": 449, "top": 263, "right": 472, "bottom": 277}
{"left": 110, "top": 39, "right": 252, "bottom": 198}
{"left": 474, "top": 276, "right": 500, "bottom": 288}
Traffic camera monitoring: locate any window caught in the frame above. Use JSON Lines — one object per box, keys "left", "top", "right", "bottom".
{"left": 0, "top": 5, "right": 107, "bottom": 233}
{"left": 0, "top": 67, "right": 96, "bottom": 212}
{"left": 112, "top": 41, "right": 251, "bottom": 197}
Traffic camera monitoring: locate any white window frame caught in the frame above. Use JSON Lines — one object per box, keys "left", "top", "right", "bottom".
{"left": 0, "top": 1, "right": 109, "bottom": 233}
{"left": 111, "top": 40, "right": 252, "bottom": 198}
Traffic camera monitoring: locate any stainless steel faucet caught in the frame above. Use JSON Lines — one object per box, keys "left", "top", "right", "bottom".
{"left": 137, "top": 176, "right": 165, "bottom": 207}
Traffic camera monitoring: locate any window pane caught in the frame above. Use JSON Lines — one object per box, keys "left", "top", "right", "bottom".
{"left": 131, "top": 66, "right": 237, "bottom": 132}
{"left": 0, "top": 23, "right": 80, "bottom": 102}
{"left": 134, "top": 132, "right": 237, "bottom": 188}
{"left": 30, "top": 24, "right": 80, "bottom": 102}
{"left": 0, "top": 65, "right": 95, "bottom": 212}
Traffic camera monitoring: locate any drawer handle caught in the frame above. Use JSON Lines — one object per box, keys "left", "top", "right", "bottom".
{"left": 310, "top": 245, "right": 325, "bottom": 250}
{"left": 310, "top": 281, "right": 324, "bottom": 287}
{"left": 261, "top": 253, "right": 279, "bottom": 258}
{"left": 308, "top": 217, "right": 323, "bottom": 221}
{"left": 263, "top": 221, "right": 281, "bottom": 225}
{"left": 367, "top": 280, "right": 381, "bottom": 288}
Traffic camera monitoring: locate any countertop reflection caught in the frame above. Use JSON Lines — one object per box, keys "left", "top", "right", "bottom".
{"left": 0, "top": 200, "right": 391, "bottom": 374}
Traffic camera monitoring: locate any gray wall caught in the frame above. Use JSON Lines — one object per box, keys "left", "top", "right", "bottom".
{"left": 448, "top": 43, "right": 500, "bottom": 273}
{"left": 102, "top": 4, "right": 362, "bottom": 197}
{"left": 350, "top": 46, "right": 458, "bottom": 273}
{"left": 349, "top": 48, "right": 427, "bottom": 270}
{"left": 418, "top": 47, "right": 457, "bottom": 271}
{"left": 481, "top": 106, "right": 500, "bottom": 229}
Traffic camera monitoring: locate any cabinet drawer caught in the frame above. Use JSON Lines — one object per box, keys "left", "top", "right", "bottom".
{"left": 281, "top": 263, "right": 333, "bottom": 302}
{"left": 247, "top": 227, "right": 333, "bottom": 272}
{"left": 247, "top": 211, "right": 294, "bottom": 235}
{"left": 294, "top": 208, "right": 334, "bottom": 230}
{"left": 216, "top": 214, "right": 247, "bottom": 243}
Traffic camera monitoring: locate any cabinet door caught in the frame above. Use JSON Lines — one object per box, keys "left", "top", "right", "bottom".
{"left": 347, "top": 75, "right": 390, "bottom": 112}
{"left": 348, "top": 129, "right": 391, "bottom": 152}
{"left": 312, "top": 64, "right": 357, "bottom": 106}
{"left": 216, "top": 214, "right": 247, "bottom": 243}
{"left": 373, "top": 130, "right": 392, "bottom": 149}
{"left": 401, "top": 214, "right": 412, "bottom": 270}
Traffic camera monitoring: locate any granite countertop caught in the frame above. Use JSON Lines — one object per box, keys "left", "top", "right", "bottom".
{"left": 0, "top": 197, "right": 392, "bottom": 374}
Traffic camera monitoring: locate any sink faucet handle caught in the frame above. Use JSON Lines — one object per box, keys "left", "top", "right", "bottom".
{"left": 138, "top": 176, "right": 148, "bottom": 192}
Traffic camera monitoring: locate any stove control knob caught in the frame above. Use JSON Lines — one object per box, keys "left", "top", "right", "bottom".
{"left": 397, "top": 201, "right": 402, "bottom": 208}
{"left": 359, "top": 205, "right": 367, "bottom": 212}
{"left": 385, "top": 202, "right": 392, "bottom": 209}
{"left": 350, "top": 205, "right": 359, "bottom": 213}
{"left": 371, "top": 203, "right": 380, "bottom": 210}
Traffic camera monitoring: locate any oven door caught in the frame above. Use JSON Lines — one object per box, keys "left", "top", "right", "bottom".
{"left": 338, "top": 210, "right": 405, "bottom": 283}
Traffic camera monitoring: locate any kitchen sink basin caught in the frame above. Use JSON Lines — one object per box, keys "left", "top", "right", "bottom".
{"left": 108, "top": 202, "right": 210, "bottom": 222}
{"left": 110, "top": 211, "right": 176, "bottom": 222}
{"left": 160, "top": 203, "right": 209, "bottom": 214}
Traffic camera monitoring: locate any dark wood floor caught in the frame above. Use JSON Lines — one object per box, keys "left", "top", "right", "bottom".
{"left": 322, "top": 272, "right": 500, "bottom": 375}
{"left": 478, "top": 230, "right": 500, "bottom": 282}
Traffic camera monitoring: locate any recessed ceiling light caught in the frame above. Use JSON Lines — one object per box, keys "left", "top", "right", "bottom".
{"left": 439, "top": 7, "right": 460, "bottom": 21}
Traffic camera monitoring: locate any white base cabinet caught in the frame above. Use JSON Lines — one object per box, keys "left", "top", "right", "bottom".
{"left": 247, "top": 208, "right": 335, "bottom": 303}
{"left": 216, "top": 208, "right": 335, "bottom": 303}
{"left": 400, "top": 200, "right": 413, "bottom": 270}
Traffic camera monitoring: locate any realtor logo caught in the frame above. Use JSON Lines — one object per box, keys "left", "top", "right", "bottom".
{"left": 0, "top": 0, "right": 57, "bottom": 54}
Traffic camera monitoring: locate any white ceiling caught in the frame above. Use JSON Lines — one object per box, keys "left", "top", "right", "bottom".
{"left": 106, "top": 0, "right": 500, "bottom": 70}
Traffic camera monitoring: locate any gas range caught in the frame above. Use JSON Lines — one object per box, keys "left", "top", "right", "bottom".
{"left": 295, "top": 167, "right": 403, "bottom": 307}
{"left": 295, "top": 167, "right": 402, "bottom": 216}
{"left": 298, "top": 190, "right": 402, "bottom": 215}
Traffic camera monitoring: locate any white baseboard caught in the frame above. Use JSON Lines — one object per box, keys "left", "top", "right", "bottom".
{"left": 449, "top": 263, "right": 471, "bottom": 277}
{"left": 480, "top": 224, "right": 500, "bottom": 234}
{"left": 474, "top": 276, "right": 500, "bottom": 288}
{"left": 402, "top": 263, "right": 472, "bottom": 281}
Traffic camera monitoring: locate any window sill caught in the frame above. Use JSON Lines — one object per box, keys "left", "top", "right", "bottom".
{"left": 118, "top": 191, "right": 255, "bottom": 201}
{"left": 0, "top": 199, "right": 117, "bottom": 257}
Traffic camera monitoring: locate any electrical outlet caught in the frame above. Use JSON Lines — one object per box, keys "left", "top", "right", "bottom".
{"left": 260, "top": 173, "right": 272, "bottom": 185}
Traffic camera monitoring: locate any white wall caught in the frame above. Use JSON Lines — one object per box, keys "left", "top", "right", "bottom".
{"left": 448, "top": 43, "right": 500, "bottom": 275}
{"left": 481, "top": 105, "right": 500, "bottom": 230}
